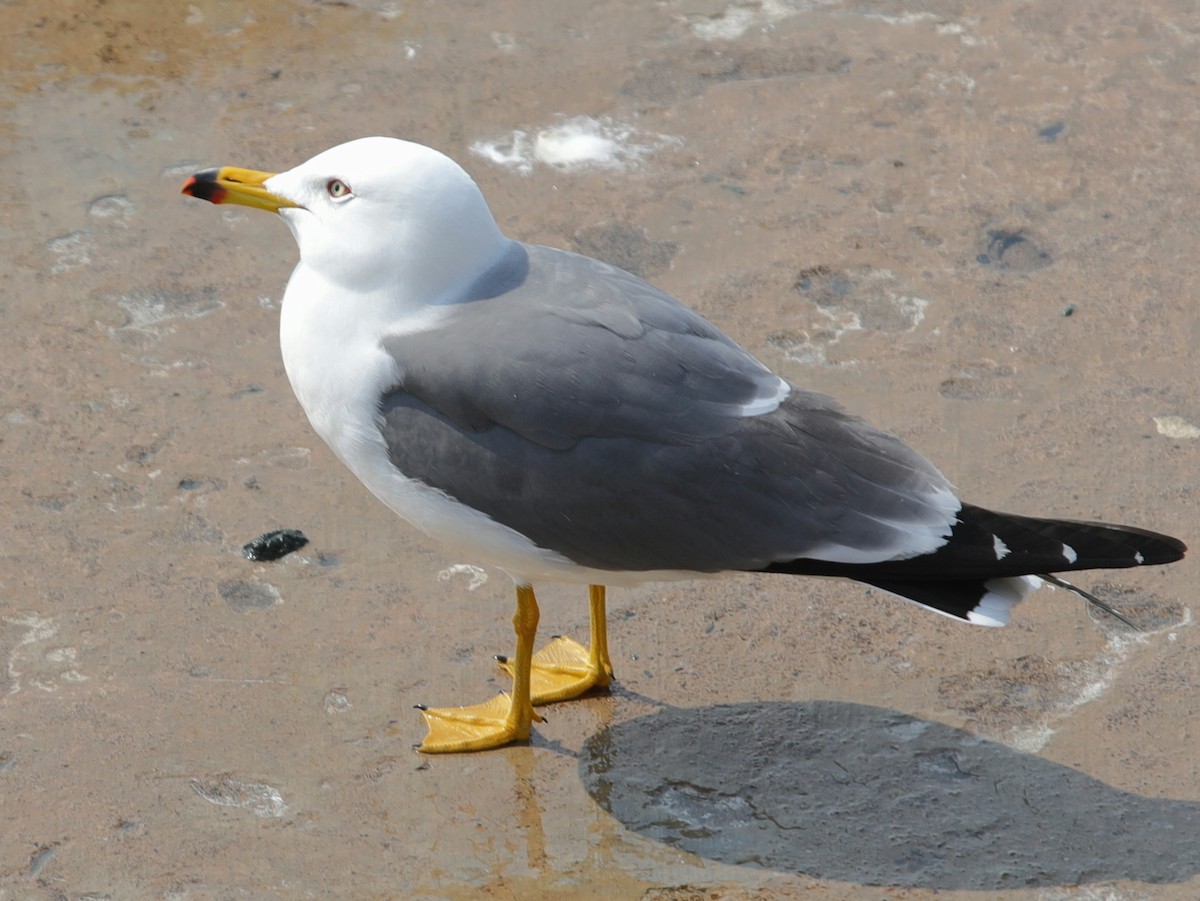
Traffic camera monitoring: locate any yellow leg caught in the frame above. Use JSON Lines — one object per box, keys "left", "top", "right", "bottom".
{"left": 417, "top": 585, "right": 544, "bottom": 753}
{"left": 587, "top": 584, "right": 614, "bottom": 686}
{"left": 498, "top": 584, "right": 615, "bottom": 705}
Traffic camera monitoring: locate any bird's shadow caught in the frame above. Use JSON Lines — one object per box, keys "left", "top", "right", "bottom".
{"left": 578, "top": 700, "right": 1200, "bottom": 890}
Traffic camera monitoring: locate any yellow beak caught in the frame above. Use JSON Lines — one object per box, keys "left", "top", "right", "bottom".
{"left": 181, "top": 166, "right": 297, "bottom": 212}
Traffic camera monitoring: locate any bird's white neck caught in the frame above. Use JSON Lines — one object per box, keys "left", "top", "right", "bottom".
{"left": 376, "top": 186, "right": 511, "bottom": 308}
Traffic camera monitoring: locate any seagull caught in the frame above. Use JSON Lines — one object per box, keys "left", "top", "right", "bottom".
{"left": 182, "top": 137, "right": 1186, "bottom": 753}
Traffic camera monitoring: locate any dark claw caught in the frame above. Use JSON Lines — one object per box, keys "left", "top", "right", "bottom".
{"left": 414, "top": 704, "right": 428, "bottom": 711}
{"left": 494, "top": 655, "right": 509, "bottom": 664}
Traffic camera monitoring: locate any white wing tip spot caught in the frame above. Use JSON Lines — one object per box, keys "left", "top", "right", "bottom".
{"left": 1061, "top": 543, "right": 1078, "bottom": 564}
{"left": 738, "top": 377, "right": 790, "bottom": 417}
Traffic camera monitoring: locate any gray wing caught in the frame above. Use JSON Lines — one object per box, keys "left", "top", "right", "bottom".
{"left": 379, "top": 242, "right": 956, "bottom": 572}
{"left": 386, "top": 243, "right": 785, "bottom": 449}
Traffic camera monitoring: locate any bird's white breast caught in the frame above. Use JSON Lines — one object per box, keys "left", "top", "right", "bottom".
{"left": 277, "top": 263, "right": 607, "bottom": 585}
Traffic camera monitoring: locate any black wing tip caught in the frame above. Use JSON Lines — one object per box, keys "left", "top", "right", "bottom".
{"left": 1098, "top": 527, "right": 1185, "bottom": 569}
{"left": 957, "top": 504, "right": 1187, "bottom": 572}
{"left": 1148, "top": 533, "right": 1187, "bottom": 565}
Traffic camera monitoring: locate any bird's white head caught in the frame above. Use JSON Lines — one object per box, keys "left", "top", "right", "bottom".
{"left": 272, "top": 137, "right": 508, "bottom": 298}
{"left": 184, "top": 137, "right": 510, "bottom": 303}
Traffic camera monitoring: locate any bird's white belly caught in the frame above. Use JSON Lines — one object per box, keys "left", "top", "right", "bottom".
{"left": 278, "top": 273, "right": 708, "bottom": 588}
{"left": 326, "top": 414, "right": 702, "bottom": 587}
{"left": 281, "top": 325, "right": 623, "bottom": 586}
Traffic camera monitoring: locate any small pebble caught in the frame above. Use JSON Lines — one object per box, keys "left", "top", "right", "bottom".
{"left": 242, "top": 529, "right": 308, "bottom": 561}
{"left": 29, "top": 845, "right": 57, "bottom": 877}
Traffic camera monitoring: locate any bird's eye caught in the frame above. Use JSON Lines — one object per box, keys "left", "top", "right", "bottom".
{"left": 327, "top": 179, "right": 352, "bottom": 198}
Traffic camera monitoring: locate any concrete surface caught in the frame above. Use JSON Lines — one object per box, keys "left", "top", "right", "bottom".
{"left": 2, "top": 1, "right": 1198, "bottom": 899}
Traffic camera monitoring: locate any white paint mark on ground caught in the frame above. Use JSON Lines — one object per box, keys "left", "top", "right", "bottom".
{"left": 1154, "top": 415, "right": 1200, "bottom": 439}
{"left": 1008, "top": 599, "right": 1187, "bottom": 753}
{"left": 686, "top": 0, "right": 814, "bottom": 41}
{"left": 3, "top": 614, "right": 59, "bottom": 697}
{"left": 471, "top": 116, "right": 681, "bottom": 176}
{"left": 190, "top": 777, "right": 289, "bottom": 818}
{"left": 438, "top": 564, "right": 489, "bottom": 591}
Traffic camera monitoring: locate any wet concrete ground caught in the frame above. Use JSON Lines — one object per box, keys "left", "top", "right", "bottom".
{"left": 2, "top": 1, "right": 1199, "bottom": 898}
